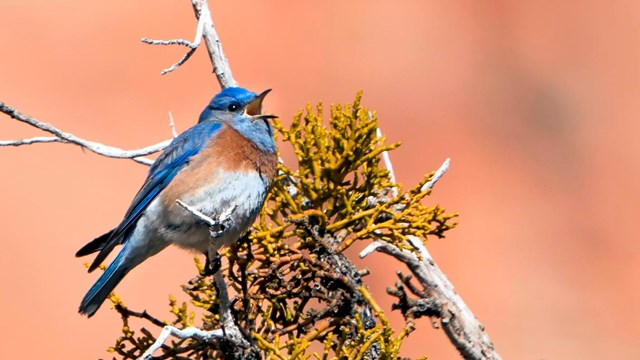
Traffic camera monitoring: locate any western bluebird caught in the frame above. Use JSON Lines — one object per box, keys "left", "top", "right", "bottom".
{"left": 75, "top": 87, "right": 278, "bottom": 317}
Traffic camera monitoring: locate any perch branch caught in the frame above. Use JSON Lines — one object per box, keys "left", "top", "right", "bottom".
{"left": 137, "top": 273, "right": 249, "bottom": 360}
{"left": 0, "top": 102, "right": 169, "bottom": 165}
{"left": 139, "top": 202, "right": 250, "bottom": 360}
{"left": 137, "top": 274, "right": 247, "bottom": 360}
{"left": 360, "top": 237, "right": 501, "bottom": 360}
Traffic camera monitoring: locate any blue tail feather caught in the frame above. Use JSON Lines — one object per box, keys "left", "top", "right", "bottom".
{"left": 78, "top": 247, "right": 132, "bottom": 317}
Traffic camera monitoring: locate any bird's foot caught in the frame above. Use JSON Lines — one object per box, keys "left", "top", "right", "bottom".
{"left": 208, "top": 208, "right": 236, "bottom": 239}
{"left": 208, "top": 224, "right": 225, "bottom": 239}
{"left": 203, "top": 251, "right": 221, "bottom": 276}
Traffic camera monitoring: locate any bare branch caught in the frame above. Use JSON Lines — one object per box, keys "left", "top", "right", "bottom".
{"left": 176, "top": 199, "right": 238, "bottom": 241}
{"left": 1, "top": 1, "right": 238, "bottom": 165}
{"left": 191, "top": 0, "right": 236, "bottom": 88}
{"left": 176, "top": 199, "right": 237, "bottom": 226}
{"left": 168, "top": 112, "right": 178, "bottom": 138}
{"left": 176, "top": 199, "right": 216, "bottom": 226}
{"left": 0, "top": 136, "right": 60, "bottom": 146}
{"left": 360, "top": 237, "right": 501, "bottom": 360}
{"left": 138, "top": 273, "right": 248, "bottom": 359}
{"left": 422, "top": 158, "right": 450, "bottom": 192}
{"left": 138, "top": 272, "right": 249, "bottom": 360}
{"left": 140, "top": 0, "right": 235, "bottom": 88}
{"left": 0, "top": 102, "right": 169, "bottom": 165}
{"left": 375, "top": 125, "right": 398, "bottom": 198}
{"left": 141, "top": 3, "right": 204, "bottom": 75}
{"left": 376, "top": 120, "right": 450, "bottom": 195}
{"left": 141, "top": 38, "right": 197, "bottom": 48}
{"left": 138, "top": 326, "right": 225, "bottom": 360}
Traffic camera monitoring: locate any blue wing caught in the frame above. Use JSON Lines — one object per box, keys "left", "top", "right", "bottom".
{"left": 83, "top": 121, "right": 223, "bottom": 271}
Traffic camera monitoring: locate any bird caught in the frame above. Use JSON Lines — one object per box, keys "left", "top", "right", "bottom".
{"left": 75, "top": 87, "right": 278, "bottom": 317}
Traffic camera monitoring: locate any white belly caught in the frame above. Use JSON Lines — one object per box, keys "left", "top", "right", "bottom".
{"left": 152, "top": 171, "right": 270, "bottom": 254}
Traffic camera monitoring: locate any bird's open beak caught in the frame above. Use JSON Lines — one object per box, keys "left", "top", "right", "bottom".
{"left": 246, "top": 89, "right": 272, "bottom": 117}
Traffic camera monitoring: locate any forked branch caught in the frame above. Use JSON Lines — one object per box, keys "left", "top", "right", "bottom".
{"left": 142, "top": 0, "right": 236, "bottom": 87}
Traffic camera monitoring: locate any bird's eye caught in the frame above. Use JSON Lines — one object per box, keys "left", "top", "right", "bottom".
{"left": 227, "top": 103, "right": 240, "bottom": 111}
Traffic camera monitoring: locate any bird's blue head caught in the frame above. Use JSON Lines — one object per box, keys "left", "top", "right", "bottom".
{"left": 199, "top": 87, "right": 265, "bottom": 123}
{"left": 198, "top": 87, "right": 277, "bottom": 154}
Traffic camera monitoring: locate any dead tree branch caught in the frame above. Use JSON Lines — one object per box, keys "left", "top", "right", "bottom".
{"left": 136, "top": 275, "right": 250, "bottom": 359}
{"left": 370, "top": 132, "right": 501, "bottom": 359}
{"left": 140, "top": 0, "right": 206, "bottom": 75}
{"left": 0, "top": 102, "right": 169, "bottom": 165}
{"left": 422, "top": 157, "right": 451, "bottom": 192}
{"left": 138, "top": 274, "right": 250, "bottom": 360}
{"left": 190, "top": 0, "right": 236, "bottom": 88}
{"left": 360, "top": 238, "right": 501, "bottom": 360}
{"left": 142, "top": 0, "right": 236, "bottom": 87}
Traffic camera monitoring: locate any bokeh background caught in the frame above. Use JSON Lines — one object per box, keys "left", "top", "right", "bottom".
{"left": 1, "top": 1, "right": 639, "bottom": 358}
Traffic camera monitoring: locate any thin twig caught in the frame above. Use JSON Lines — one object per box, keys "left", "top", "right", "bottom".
{"left": 168, "top": 112, "right": 178, "bottom": 138}
{"left": 176, "top": 199, "right": 237, "bottom": 231}
{"left": 422, "top": 158, "right": 450, "bottom": 192}
{"left": 0, "top": 136, "right": 60, "bottom": 146}
{"left": 138, "top": 326, "right": 225, "bottom": 360}
{"left": 141, "top": 38, "right": 197, "bottom": 47}
{"left": 115, "top": 305, "right": 167, "bottom": 328}
{"left": 375, "top": 124, "right": 398, "bottom": 198}
{"left": 141, "top": 3, "right": 205, "bottom": 75}
{"left": 0, "top": 102, "right": 169, "bottom": 165}
{"left": 140, "top": 0, "right": 235, "bottom": 87}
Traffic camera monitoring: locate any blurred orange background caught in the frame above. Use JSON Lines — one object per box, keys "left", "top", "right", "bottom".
{"left": 1, "top": 1, "right": 639, "bottom": 358}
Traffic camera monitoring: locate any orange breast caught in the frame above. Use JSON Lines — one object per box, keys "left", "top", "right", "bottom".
{"left": 161, "top": 124, "right": 277, "bottom": 207}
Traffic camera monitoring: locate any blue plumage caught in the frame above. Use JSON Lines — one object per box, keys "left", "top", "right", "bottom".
{"left": 127, "top": 122, "right": 224, "bottom": 231}
{"left": 76, "top": 88, "right": 277, "bottom": 317}
{"left": 80, "top": 122, "right": 223, "bottom": 272}
{"left": 79, "top": 241, "right": 131, "bottom": 316}
{"left": 199, "top": 87, "right": 258, "bottom": 122}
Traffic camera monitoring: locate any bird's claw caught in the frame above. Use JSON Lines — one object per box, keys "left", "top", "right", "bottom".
{"left": 208, "top": 215, "right": 234, "bottom": 239}
{"left": 204, "top": 251, "right": 221, "bottom": 276}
